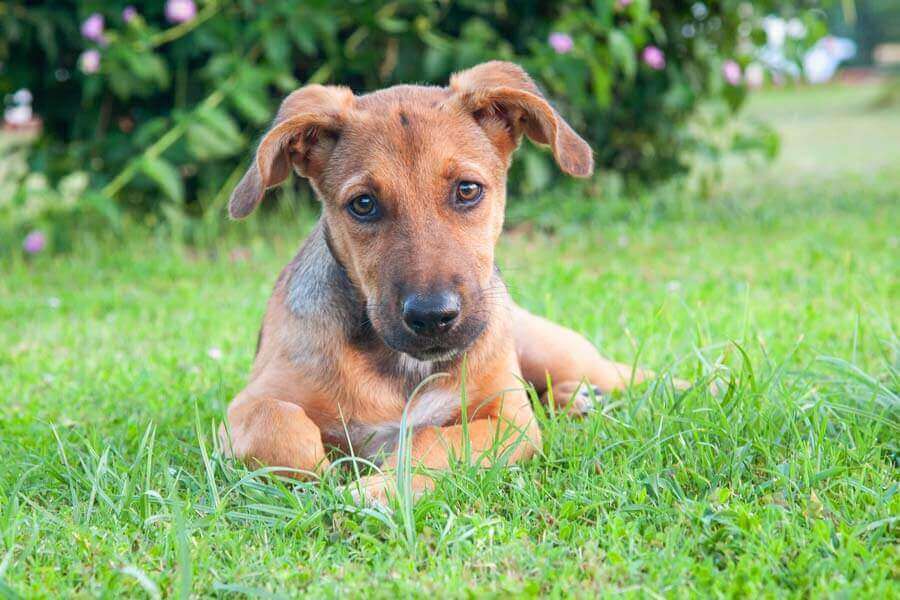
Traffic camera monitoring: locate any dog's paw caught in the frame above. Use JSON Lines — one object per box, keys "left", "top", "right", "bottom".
{"left": 543, "top": 381, "right": 603, "bottom": 418}
{"left": 343, "top": 473, "right": 435, "bottom": 509}
{"left": 343, "top": 474, "right": 394, "bottom": 509}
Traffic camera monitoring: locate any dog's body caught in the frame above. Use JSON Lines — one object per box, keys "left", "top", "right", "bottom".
{"left": 222, "top": 62, "right": 660, "bottom": 503}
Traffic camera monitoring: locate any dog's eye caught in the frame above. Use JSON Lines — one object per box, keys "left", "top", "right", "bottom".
{"left": 348, "top": 194, "right": 379, "bottom": 220}
{"left": 455, "top": 181, "right": 483, "bottom": 205}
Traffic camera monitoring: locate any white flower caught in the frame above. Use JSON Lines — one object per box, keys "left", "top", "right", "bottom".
{"left": 786, "top": 18, "right": 807, "bottom": 39}
{"left": 12, "top": 89, "right": 32, "bottom": 105}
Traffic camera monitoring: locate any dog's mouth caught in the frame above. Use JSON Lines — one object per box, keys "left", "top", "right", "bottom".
{"left": 383, "top": 335, "right": 474, "bottom": 362}
{"left": 371, "top": 311, "right": 487, "bottom": 363}
{"left": 412, "top": 346, "right": 461, "bottom": 362}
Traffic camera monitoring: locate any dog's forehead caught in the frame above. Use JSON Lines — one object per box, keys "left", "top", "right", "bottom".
{"left": 349, "top": 85, "right": 475, "bottom": 147}
{"left": 321, "top": 84, "right": 502, "bottom": 191}
{"left": 355, "top": 84, "right": 450, "bottom": 110}
{"left": 342, "top": 85, "right": 494, "bottom": 168}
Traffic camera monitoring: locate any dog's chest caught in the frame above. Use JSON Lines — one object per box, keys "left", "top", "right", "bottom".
{"left": 337, "top": 388, "right": 460, "bottom": 460}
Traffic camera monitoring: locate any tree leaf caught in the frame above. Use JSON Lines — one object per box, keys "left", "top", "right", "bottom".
{"left": 140, "top": 156, "right": 184, "bottom": 204}
{"left": 609, "top": 30, "right": 636, "bottom": 81}
{"left": 228, "top": 89, "right": 271, "bottom": 125}
{"left": 195, "top": 107, "right": 245, "bottom": 147}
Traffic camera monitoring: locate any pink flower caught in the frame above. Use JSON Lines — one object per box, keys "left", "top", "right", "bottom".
{"left": 23, "top": 231, "right": 46, "bottom": 254}
{"left": 122, "top": 6, "right": 139, "bottom": 24}
{"left": 548, "top": 32, "right": 574, "bottom": 54}
{"left": 723, "top": 60, "right": 742, "bottom": 85}
{"left": 80, "top": 13, "right": 105, "bottom": 43}
{"left": 165, "top": 0, "right": 197, "bottom": 24}
{"left": 617, "top": 0, "right": 633, "bottom": 7}
{"left": 642, "top": 45, "right": 666, "bottom": 70}
{"left": 79, "top": 49, "right": 101, "bottom": 74}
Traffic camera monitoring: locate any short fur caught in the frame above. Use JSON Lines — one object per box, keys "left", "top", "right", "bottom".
{"left": 221, "top": 61, "right": 677, "bottom": 504}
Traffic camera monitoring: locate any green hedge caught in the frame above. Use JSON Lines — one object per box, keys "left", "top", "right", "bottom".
{"left": 1, "top": 1, "right": 822, "bottom": 229}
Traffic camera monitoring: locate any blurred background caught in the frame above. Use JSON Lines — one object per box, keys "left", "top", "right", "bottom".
{"left": 1, "top": 1, "right": 898, "bottom": 251}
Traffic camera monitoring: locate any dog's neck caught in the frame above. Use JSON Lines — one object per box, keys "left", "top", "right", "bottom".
{"left": 284, "top": 220, "right": 368, "bottom": 337}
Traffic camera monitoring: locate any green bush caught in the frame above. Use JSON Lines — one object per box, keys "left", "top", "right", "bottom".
{"left": 1, "top": 0, "right": 822, "bottom": 231}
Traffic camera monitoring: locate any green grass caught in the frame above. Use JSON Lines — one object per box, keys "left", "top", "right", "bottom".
{"left": 1, "top": 83, "right": 898, "bottom": 597}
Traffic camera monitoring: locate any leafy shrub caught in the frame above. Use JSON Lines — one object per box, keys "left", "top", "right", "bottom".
{"left": 1, "top": 1, "right": 823, "bottom": 226}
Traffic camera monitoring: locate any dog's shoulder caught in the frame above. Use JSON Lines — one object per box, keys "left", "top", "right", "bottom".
{"left": 250, "top": 222, "right": 356, "bottom": 376}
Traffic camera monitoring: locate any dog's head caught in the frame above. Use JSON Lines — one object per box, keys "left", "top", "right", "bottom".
{"left": 230, "top": 61, "right": 592, "bottom": 361}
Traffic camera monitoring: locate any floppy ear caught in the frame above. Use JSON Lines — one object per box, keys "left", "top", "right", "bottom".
{"left": 449, "top": 61, "right": 593, "bottom": 177}
{"left": 229, "top": 85, "right": 354, "bottom": 219}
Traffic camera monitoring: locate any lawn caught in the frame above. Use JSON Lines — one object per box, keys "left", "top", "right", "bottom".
{"left": 1, "top": 83, "right": 897, "bottom": 597}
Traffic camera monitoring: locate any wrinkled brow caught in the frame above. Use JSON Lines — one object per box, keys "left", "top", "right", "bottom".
{"left": 443, "top": 159, "right": 490, "bottom": 181}
{"left": 335, "top": 173, "right": 371, "bottom": 200}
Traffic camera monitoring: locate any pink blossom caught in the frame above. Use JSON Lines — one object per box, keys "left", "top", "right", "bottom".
{"left": 723, "top": 60, "right": 742, "bottom": 85}
{"left": 122, "top": 6, "right": 139, "bottom": 24}
{"left": 642, "top": 45, "right": 666, "bottom": 70}
{"left": 165, "top": 0, "right": 197, "bottom": 24}
{"left": 80, "top": 13, "right": 105, "bottom": 43}
{"left": 617, "top": 0, "right": 633, "bottom": 7}
{"left": 79, "top": 49, "right": 101, "bottom": 74}
{"left": 548, "top": 32, "right": 574, "bottom": 54}
{"left": 23, "top": 231, "right": 46, "bottom": 254}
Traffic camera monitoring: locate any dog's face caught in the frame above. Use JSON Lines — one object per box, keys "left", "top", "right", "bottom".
{"left": 314, "top": 90, "right": 509, "bottom": 360}
{"left": 229, "top": 62, "right": 593, "bottom": 360}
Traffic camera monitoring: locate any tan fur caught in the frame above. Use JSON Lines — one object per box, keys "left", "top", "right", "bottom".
{"left": 221, "top": 62, "right": 681, "bottom": 505}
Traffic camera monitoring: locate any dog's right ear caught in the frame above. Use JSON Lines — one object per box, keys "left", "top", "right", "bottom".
{"left": 229, "top": 85, "right": 354, "bottom": 219}
{"left": 450, "top": 61, "right": 593, "bottom": 178}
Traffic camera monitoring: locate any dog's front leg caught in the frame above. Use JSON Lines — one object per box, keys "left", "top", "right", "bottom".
{"left": 351, "top": 390, "right": 540, "bottom": 505}
{"left": 220, "top": 390, "right": 330, "bottom": 479}
{"left": 512, "top": 304, "right": 689, "bottom": 416}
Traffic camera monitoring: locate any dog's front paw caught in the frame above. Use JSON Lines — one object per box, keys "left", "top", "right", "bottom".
{"left": 344, "top": 473, "right": 434, "bottom": 508}
{"left": 345, "top": 474, "right": 395, "bottom": 508}
{"left": 543, "top": 381, "right": 603, "bottom": 417}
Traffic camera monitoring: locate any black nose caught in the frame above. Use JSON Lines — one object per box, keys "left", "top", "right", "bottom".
{"left": 401, "top": 292, "right": 461, "bottom": 337}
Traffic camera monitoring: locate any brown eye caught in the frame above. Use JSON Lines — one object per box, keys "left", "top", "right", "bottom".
{"left": 455, "top": 181, "right": 483, "bottom": 205}
{"left": 348, "top": 194, "right": 379, "bottom": 221}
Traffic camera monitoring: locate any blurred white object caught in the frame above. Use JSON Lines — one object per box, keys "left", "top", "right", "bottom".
{"left": 4, "top": 106, "right": 31, "bottom": 126}
{"left": 759, "top": 46, "right": 800, "bottom": 79}
{"left": 763, "top": 16, "right": 787, "bottom": 47}
{"left": 786, "top": 18, "right": 807, "bottom": 40}
{"left": 803, "top": 36, "right": 856, "bottom": 84}
{"left": 745, "top": 63, "right": 765, "bottom": 88}
{"left": 759, "top": 16, "right": 801, "bottom": 80}
{"left": 12, "top": 89, "right": 32, "bottom": 105}
{"left": 4, "top": 88, "right": 33, "bottom": 126}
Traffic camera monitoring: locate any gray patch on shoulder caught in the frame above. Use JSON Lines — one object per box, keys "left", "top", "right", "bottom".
{"left": 275, "top": 223, "right": 368, "bottom": 375}
{"left": 285, "top": 227, "right": 342, "bottom": 319}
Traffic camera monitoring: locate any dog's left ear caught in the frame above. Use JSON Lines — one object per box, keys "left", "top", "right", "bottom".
{"left": 229, "top": 85, "right": 354, "bottom": 219}
{"left": 449, "top": 61, "right": 593, "bottom": 177}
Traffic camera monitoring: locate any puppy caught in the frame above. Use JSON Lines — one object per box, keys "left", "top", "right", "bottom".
{"left": 222, "top": 61, "right": 666, "bottom": 504}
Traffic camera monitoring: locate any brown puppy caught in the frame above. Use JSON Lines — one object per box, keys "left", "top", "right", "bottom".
{"left": 222, "top": 61, "right": 665, "bottom": 504}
